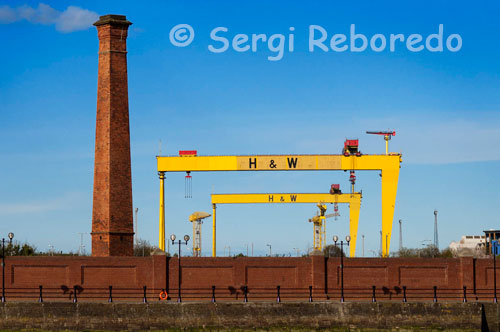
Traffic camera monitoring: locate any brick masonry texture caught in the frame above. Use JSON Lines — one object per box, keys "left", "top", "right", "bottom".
{"left": 0, "top": 256, "right": 499, "bottom": 302}
{"left": 0, "top": 302, "right": 498, "bottom": 331}
{"left": 91, "top": 15, "right": 134, "bottom": 257}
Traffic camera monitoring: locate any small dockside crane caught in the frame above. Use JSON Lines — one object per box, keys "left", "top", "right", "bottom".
{"left": 309, "top": 203, "right": 339, "bottom": 252}
{"left": 189, "top": 211, "right": 211, "bottom": 257}
{"left": 366, "top": 131, "right": 396, "bottom": 155}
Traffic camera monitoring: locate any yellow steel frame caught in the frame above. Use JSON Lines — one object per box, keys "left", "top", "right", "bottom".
{"left": 311, "top": 204, "right": 327, "bottom": 252}
{"left": 210, "top": 193, "right": 361, "bottom": 257}
{"left": 157, "top": 153, "right": 401, "bottom": 257}
{"left": 158, "top": 172, "right": 165, "bottom": 251}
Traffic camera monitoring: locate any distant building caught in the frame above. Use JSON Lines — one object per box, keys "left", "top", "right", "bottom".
{"left": 449, "top": 235, "right": 487, "bottom": 257}
{"left": 483, "top": 229, "right": 500, "bottom": 255}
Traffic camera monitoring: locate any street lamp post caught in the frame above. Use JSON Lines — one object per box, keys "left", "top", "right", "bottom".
{"left": 494, "top": 244, "right": 497, "bottom": 303}
{"left": 333, "top": 235, "right": 350, "bottom": 303}
{"left": 170, "top": 234, "right": 190, "bottom": 303}
{"left": 1, "top": 232, "right": 14, "bottom": 303}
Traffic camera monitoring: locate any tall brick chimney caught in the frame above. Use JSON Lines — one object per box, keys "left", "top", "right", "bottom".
{"left": 91, "top": 15, "right": 134, "bottom": 256}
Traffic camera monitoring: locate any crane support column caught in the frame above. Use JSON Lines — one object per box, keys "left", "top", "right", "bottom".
{"left": 381, "top": 168, "right": 399, "bottom": 257}
{"left": 158, "top": 171, "right": 166, "bottom": 251}
{"left": 212, "top": 203, "right": 217, "bottom": 257}
{"left": 348, "top": 194, "right": 361, "bottom": 257}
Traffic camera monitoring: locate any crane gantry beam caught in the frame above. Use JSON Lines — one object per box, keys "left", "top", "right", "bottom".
{"left": 157, "top": 153, "right": 402, "bottom": 257}
{"left": 210, "top": 192, "right": 361, "bottom": 257}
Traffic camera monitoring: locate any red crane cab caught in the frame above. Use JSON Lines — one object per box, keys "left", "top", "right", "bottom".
{"left": 330, "top": 184, "right": 342, "bottom": 195}
{"left": 342, "top": 139, "right": 361, "bottom": 156}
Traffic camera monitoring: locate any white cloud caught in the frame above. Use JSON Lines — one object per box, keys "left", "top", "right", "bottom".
{"left": 0, "top": 3, "right": 98, "bottom": 33}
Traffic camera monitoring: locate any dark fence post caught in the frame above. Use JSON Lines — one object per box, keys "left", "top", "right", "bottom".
{"left": 38, "top": 285, "right": 43, "bottom": 303}
{"left": 372, "top": 286, "right": 376, "bottom": 303}
{"left": 143, "top": 286, "right": 147, "bottom": 303}
{"left": 463, "top": 286, "right": 467, "bottom": 303}
{"left": 212, "top": 286, "right": 216, "bottom": 303}
{"left": 309, "top": 286, "right": 313, "bottom": 303}
{"left": 403, "top": 286, "right": 407, "bottom": 303}
{"left": 277, "top": 285, "right": 281, "bottom": 303}
{"left": 108, "top": 286, "right": 113, "bottom": 303}
{"left": 73, "top": 285, "right": 78, "bottom": 303}
{"left": 243, "top": 286, "right": 248, "bottom": 303}
{"left": 433, "top": 286, "right": 437, "bottom": 303}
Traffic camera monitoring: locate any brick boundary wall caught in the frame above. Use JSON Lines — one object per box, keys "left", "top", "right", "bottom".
{"left": 0, "top": 302, "right": 498, "bottom": 331}
{"left": 0, "top": 256, "right": 498, "bottom": 302}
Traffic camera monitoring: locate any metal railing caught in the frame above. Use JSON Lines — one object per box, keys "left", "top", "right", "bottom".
{"left": 0, "top": 285, "right": 498, "bottom": 303}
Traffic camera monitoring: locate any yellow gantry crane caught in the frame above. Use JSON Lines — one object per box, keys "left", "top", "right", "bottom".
{"left": 157, "top": 151, "right": 401, "bottom": 257}
{"left": 189, "top": 211, "right": 211, "bottom": 257}
{"left": 210, "top": 192, "right": 361, "bottom": 257}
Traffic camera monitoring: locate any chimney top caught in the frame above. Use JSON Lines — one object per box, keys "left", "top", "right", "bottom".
{"left": 94, "top": 14, "right": 132, "bottom": 27}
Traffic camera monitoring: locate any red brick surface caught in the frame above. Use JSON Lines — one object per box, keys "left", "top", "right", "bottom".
{"left": 91, "top": 16, "right": 134, "bottom": 256}
{"left": 0, "top": 256, "right": 498, "bottom": 301}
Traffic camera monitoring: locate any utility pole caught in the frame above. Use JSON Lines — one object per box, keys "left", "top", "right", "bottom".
{"left": 251, "top": 243, "right": 254, "bottom": 257}
{"left": 434, "top": 210, "right": 439, "bottom": 248}
{"left": 362, "top": 235, "right": 365, "bottom": 257}
{"left": 78, "top": 233, "right": 85, "bottom": 256}
{"left": 379, "top": 230, "right": 382, "bottom": 256}
{"left": 399, "top": 219, "right": 403, "bottom": 252}
{"left": 134, "top": 208, "right": 138, "bottom": 245}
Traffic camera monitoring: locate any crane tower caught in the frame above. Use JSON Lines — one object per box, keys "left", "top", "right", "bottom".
{"left": 309, "top": 204, "right": 339, "bottom": 252}
{"left": 189, "top": 211, "right": 211, "bottom": 257}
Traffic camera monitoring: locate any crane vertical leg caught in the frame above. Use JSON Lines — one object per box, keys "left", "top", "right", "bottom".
{"left": 158, "top": 172, "right": 166, "bottom": 251}
{"left": 313, "top": 222, "right": 320, "bottom": 251}
{"left": 212, "top": 204, "right": 216, "bottom": 257}
{"left": 198, "top": 221, "right": 202, "bottom": 257}
{"left": 322, "top": 216, "right": 326, "bottom": 250}
{"left": 385, "top": 139, "right": 389, "bottom": 155}
{"left": 381, "top": 168, "right": 400, "bottom": 257}
{"left": 348, "top": 195, "right": 361, "bottom": 257}
{"left": 192, "top": 220, "right": 196, "bottom": 256}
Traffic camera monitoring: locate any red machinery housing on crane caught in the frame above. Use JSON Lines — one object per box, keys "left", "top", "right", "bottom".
{"left": 342, "top": 139, "right": 361, "bottom": 157}
{"left": 330, "top": 184, "right": 342, "bottom": 195}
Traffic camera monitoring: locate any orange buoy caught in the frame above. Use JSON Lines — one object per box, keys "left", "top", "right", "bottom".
{"left": 159, "top": 290, "right": 168, "bottom": 301}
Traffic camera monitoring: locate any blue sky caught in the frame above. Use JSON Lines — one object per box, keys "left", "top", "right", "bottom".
{"left": 1, "top": 1, "right": 500, "bottom": 256}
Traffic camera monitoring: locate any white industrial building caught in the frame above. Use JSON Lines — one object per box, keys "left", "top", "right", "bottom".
{"left": 448, "top": 235, "right": 487, "bottom": 257}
